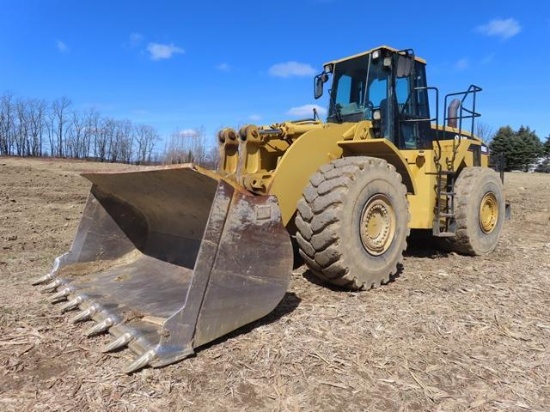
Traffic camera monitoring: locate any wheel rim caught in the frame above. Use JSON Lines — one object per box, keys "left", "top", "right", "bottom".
{"left": 360, "top": 194, "right": 396, "bottom": 256}
{"left": 479, "top": 192, "right": 499, "bottom": 234}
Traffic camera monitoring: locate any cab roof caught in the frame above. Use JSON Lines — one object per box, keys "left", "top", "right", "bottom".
{"left": 324, "top": 45, "right": 427, "bottom": 66}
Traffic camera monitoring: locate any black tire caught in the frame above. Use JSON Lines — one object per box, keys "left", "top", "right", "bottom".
{"left": 437, "top": 167, "right": 505, "bottom": 255}
{"left": 295, "top": 157, "right": 410, "bottom": 290}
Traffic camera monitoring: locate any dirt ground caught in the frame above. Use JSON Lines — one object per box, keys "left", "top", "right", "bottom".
{"left": 0, "top": 157, "right": 549, "bottom": 411}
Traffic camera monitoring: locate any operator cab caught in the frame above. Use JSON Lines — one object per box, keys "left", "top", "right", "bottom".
{"left": 314, "top": 46, "right": 431, "bottom": 149}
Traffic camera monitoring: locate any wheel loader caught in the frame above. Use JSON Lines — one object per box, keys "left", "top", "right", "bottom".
{"left": 33, "top": 45, "right": 508, "bottom": 373}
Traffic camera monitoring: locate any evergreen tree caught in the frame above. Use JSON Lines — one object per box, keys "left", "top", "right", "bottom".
{"left": 490, "top": 126, "right": 517, "bottom": 170}
{"left": 490, "top": 125, "right": 542, "bottom": 171}
{"left": 543, "top": 135, "right": 550, "bottom": 158}
{"left": 516, "top": 126, "right": 543, "bottom": 171}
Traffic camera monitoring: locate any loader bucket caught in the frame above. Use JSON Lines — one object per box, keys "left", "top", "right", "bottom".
{"left": 33, "top": 165, "right": 293, "bottom": 373}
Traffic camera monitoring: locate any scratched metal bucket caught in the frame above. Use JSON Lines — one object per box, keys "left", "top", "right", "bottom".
{"left": 33, "top": 165, "right": 293, "bottom": 373}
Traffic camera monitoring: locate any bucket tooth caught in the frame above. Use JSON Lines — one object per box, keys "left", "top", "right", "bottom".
{"left": 69, "top": 306, "right": 98, "bottom": 324}
{"left": 85, "top": 317, "right": 114, "bottom": 337}
{"left": 41, "top": 279, "right": 62, "bottom": 292}
{"left": 124, "top": 349, "right": 157, "bottom": 374}
{"left": 102, "top": 333, "right": 133, "bottom": 353}
{"left": 32, "top": 272, "right": 54, "bottom": 286}
{"left": 59, "top": 296, "right": 84, "bottom": 313}
{"left": 49, "top": 287, "right": 71, "bottom": 303}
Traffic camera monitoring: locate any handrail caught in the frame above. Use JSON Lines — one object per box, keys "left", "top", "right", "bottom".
{"left": 444, "top": 84, "right": 482, "bottom": 138}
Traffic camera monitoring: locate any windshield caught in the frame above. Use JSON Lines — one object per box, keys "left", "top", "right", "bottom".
{"left": 328, "top": 54, "right": 389, "bottom": 123}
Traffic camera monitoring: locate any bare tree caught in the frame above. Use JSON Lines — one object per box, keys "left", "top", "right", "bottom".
{"left": 134, "top": 124, "right": 159, "bottom": 164}
{"left": 163, "top": 131, "right": 186, "bottom": 165}
{"left": 66, "top": 109, "right": 87, "bottom": 158}
{"left": 0, "top": 92, "right": 162, "bottom": 163}
{"left": 14, "top": 98, "right": 29, "bottom": 156}
{"left": 476, "top": 122, "right": 495, "bottom": 143}
{"left": 94, "top": 117, "right": 115, "bottom": 162}
{"left": 163, "top": 127, "right": 212, "bottom": 166}
{"left": 49, "top": 97, "right": 72, "bottom": 157}
{"left": 113, "top": 119, "right": 134, "bottom": 163}
{"left": 27, "top": 99, "right": 47, "bottom": 156}
{"left": 84, "top": 108, "right": 101, "bottom": 159}
{"left": 189, "top": 126, "right": 209, "bottom": 165}
{"left": 0, "top": 93, "right": 15, "bottom": 155}
{"left": 204, "top": 144, "right": 221, "bottom": 170}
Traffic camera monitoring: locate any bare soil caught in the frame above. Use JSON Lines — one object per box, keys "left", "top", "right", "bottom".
{"left": 0, "top": 157, "right": 549, "bottom": 411}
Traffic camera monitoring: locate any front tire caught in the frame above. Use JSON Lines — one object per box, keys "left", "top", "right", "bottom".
{"left": 295, "top": 157, "right": 410, "bottom": 290}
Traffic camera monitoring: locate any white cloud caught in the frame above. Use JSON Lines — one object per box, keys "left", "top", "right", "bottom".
{"left": 177, "top": 128, "right": 201, "bottom": 138}
{"left": 287, "top": 104, "right": 327, "bottom": 117}
{"left": 249, "top": 114, "right": 262, "bottom": 122}
{"left": 217, "top": 63, "right": 231, "bottom": 72}
{"left": 147, "top": 42, "right": 185, "bottom": 61}
{"left": 56, "top": 40, "right": 68, "bottom": 52}
{"left": 476, "top": 18, "right": 521, "bottom": 39}
{"left": 269, "top": 61, "right": 316, "bottom": 78}
{"left": 455, "top": 58, "right": 469, "bottom": 71}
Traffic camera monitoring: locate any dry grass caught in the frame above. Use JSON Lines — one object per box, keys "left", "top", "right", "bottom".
{"left": 1, "top": 157, "right": 549, "bottom": 411}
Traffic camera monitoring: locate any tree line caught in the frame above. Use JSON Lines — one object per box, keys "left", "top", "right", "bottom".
{"left": 162, "top": 126, "right": 219, "bottom": 169}
{"left": 0, "top": 92, "right": 159, "bottom": 164}
{"left": 489, "top": 125, "right": 550, "bottom": 172}
{"left": 0, "top": 91, "right": 221, "bottom": 168}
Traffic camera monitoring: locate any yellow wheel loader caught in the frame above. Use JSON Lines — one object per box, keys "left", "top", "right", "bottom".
{"left": 33, "top": 45, "right": 509, "bottom": 373}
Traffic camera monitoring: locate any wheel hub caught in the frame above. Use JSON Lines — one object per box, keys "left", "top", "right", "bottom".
{"left": 360, "top": 194, "right": 395, "bottom": 256}
{"left": 479, "top": 192, "right": 499, "bottom": 234}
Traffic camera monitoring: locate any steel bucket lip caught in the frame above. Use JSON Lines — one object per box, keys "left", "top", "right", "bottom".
{"left": 81, "top": 163, "right": 251, "bottom": 195}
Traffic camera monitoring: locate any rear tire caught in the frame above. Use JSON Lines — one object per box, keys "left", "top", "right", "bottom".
{"left": 295, "top": 157, "right": 410, "bottom": 290}
{"left": 437, "top": 167, "right": 505, "bottom": 255}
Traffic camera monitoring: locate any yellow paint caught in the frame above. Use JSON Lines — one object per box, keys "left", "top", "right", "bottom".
{"left": 479, "top": 192, "right": 499, "bottom": 233}
{"left": 216, "top": 116, "right": 489, "bottom": 230}
{"left": 266, "top": 123, "right": 350, "bottom": 225}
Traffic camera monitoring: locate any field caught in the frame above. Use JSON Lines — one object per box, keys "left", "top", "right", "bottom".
{"left": 1, "top": 157, "right": 549, "bottom": 411}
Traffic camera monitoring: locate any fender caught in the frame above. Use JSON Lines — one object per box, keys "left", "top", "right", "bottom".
{"left": 339, "top": 139, "right": 416, "bottom": 195}
{"left": 267, "top": 123, "right": 416, "bottom": 227}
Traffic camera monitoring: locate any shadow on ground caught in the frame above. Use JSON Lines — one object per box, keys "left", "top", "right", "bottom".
{"left": 195, "top": 291, "right": 301, "bottom": 355}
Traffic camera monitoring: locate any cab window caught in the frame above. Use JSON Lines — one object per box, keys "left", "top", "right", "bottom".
{"left": 334, "top": 75, "right": 352, "bottom": 106}
{"left": 368, "top": 78, "right": 387, "bottom": 108}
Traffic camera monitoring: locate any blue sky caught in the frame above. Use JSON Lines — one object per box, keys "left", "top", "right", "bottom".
{"left": 1, "top": 0, "right": 549, "bottom": 151}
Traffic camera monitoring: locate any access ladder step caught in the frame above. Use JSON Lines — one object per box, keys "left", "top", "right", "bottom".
{"left": 427, "top": 170, "right": 457, "bottom": 176}
{"left": 434, "top": 231, "right": 456, "bottom": 238}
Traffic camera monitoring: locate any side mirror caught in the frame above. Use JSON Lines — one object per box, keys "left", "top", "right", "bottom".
{"left": 314, "top": 72, "right": 329, "bottom": 99}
